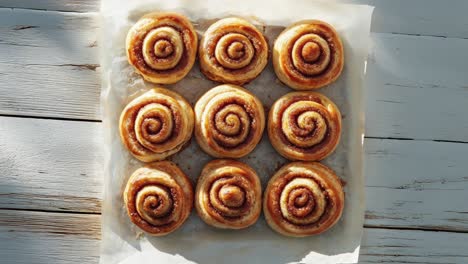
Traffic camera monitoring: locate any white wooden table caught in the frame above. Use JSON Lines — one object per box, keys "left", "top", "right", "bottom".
{"left": 1, "top": 1, "right": 467, "bottom": 263}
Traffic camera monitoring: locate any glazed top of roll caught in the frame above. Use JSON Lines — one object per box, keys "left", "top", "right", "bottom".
{"left": 199, "top": 17, "right": 269, "bottom": 85}
{"left": 268, "top": 91, "right": 341, "bottom": 161}
{"left": 124, "top": 161, "right": 193, "bottom": 236}
{"left": 194, "top": 84, "right": 265, "bottom": 158}
{"left": 273, "top": 20, "right": 344, "bottom": 90}
{"left": 263, "top": 161, "right": 344, "bottom": 237}
{"left": 119, "top": 88, "right": 194, "bottom": 162}
{"left": 126, "top": 12, "right": 198, "bottom": 84}
{"left": 195, "top": 159, "right": 262, "bottom": 229}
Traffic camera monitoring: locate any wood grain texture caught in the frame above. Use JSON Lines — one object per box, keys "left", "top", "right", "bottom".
{"left": 2, "top": 0, "right": 468, "bottom": 38}
{"left": 0, "top": 210, "right": 101, "bottom": 264}
{"left": 0, "top": 0, "right": 98, "bottom": 12}
{"left": 350, "top": 0, "right": 468, "bottom": 38}
{"left": 366, "top": 33, "right": 468, "bottom": 142}
{"left": 0, "top": 116, "right": 102, "bottom": 213}
{"left": 365, "top": 139, "right": 468, "bottom": 232}
{"left": 360, "top": 228, "right": 468, "bottom": 264}
{"left": 1, "top": 9, "right": 467, "bottom": 141}
{"left": 1, "top": 209, "right": 467, "bottom": 264}
{"left": 0, "top": 9, "right": 100, "bottom": 120}
{"left": 1, "top": 116, "right": 467, "bottom": 231}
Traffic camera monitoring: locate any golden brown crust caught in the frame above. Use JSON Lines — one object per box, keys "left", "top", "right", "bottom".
{"left": 263, "top": 162, "right": 344, "bottom": 237}
{"left": 124, "top": 161, "right": 193, "bottom": 236}
{"left": 268, "top": 91, "right": 341, "bottom": 161}
{"left": 126, "top": 12, "right": 198, "bottom": 84}
{"left": 273, "top": 20, "right": 344, "bottom": 90}
{"left": 119, "top": 88, "right": 194, "bottom": 162}
{"left": 194, "top": 84, "right": 265, "bottom": 158}
{"left": 199, "top": 17, "right": 269, "bottom": 85}
{"left": 195, "top": 159, "right": 262, "bottom": 229}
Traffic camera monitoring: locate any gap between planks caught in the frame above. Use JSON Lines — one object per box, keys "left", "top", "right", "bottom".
{"left": 2, "top": 203, "right": 468, "bottom": 235}
{"left": 2, "top": 116, "right": 468, "bottom": 232}
{"left": 1, "top": 209, "right": 468, "bottom": 264}
{"left": 4, "top": 5, "right": 467, "bottom": 41}
{"left": 363, "top": 224, "right": 468, "bottom": 235}
{"left": 2, "top": 113, "right": 465, "bottom": 145}
{"left": 2, "top": 0, "right": 468, "bottom": 39}
{"left": 0, "top": 113, "right": 102, "bottom": 123}
{"left": 2, "top": 9, "right": 468, "bottom": 141}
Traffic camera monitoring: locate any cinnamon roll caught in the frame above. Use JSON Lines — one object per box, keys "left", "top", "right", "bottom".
{"left": 268, "top": 92, "right": 341, "bottom": 161}
{"left": 124, "top": 161, "right": 193, "bottom": 236}
{"left": 195, "top": 159, "right": 262, "bottom": 229}
{"left": 199, "top": 18, "right": 269, "bottom": 85}
{"left": 195, "top": 84, "right": 265, "bottom": 158}
{"left": 264, "top": 162, "right": 344, "bottom": 237}
{"left": 273, "top": 20, "right": 344, "bottom": 90}
{"left": 126, "top": 12, "right": 198, "bottom": 84}
{"left": 119, "top": 88, "right": 194, "bottom": 162}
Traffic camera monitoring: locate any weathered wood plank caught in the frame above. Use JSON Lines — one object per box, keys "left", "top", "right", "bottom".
{"left": 360, "top": 228, "right": 468, "bottom": 264}
{"left": 1, "top": 0, "right": 468, "bottom": 38}
{"left": 351, "top": 0, "right": 468, "bottom": 38}
{"left": 0, "top": 116, "right": 102, "bottom": 213}
{"left": 0, "top": 0, "right": 98, "bottom": 13}
{"left": 0, "top": 9, "right": 100, "bottom": 120}
{"left": 1, "top": 210, "right": 467, "bottom": 264}
{"left": 365, "top": 139, "right": 468, "bottom": 232}
{"left": 0, "top": 210, "right": 100, "bottom": 264}
{"left": 366, "top": 33, "right": 468, "bottom": 142}
{"left": 1, "top": 9, "right": 467, "bottom": 140}
{"left": 1, "top": 116, "right": 467, "bottom": 231}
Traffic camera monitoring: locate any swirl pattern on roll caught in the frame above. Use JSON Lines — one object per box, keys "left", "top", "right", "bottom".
{"left": 124, "top": 161, "right": 193, "bottom": 236}
{"left": 264, "top": 162, "right": 344, "bottom": 237}
{"left": 195, "top": 84, "right": 265, "bottom": 158}
{"left": 126, "top": 12, "right": 198, "bottom": 84}
{"left": 268, "top": 92, "right": 341, "bottom": 161}
{"left": 273, "top": 20, "right": 344, "bottom": 90}
{"left": 119, "top": 88, "right": 194, "bottom": 162}
{"left": 195, "top": 159, "right": 262, "bottom": 229}
{"left": 199, "top": 18, "right": 269, "bottom": 85}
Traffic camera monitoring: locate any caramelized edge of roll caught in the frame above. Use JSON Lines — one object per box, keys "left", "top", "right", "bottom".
{"left": 273, "top": 20, "right": 344, "bottom": 90}
{"left": 126, "top": 12, "right": 198, "bottom": 84}
{"left": 199, "top": 17, "right": 269, "bottom": 85}
{"left": 267, "top": 91, "right": 341, "bottom": 161}
{"left": 195, "top": 159, "right": 262, "bottom": 229}
{"left": 263, "top": 162, "right": 344, "bottom": 237}
{"left": 124, "top": 161, "right": 194, "bottom": 236}
{"left": 194, "top": 84, "right": 265, "bottom": 158}
{"left": 119, "top": 88, "right": 195, "bottom": 162}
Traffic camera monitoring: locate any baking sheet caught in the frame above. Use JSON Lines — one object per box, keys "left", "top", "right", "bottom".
{"left": 99, "top": 1, "right": 373, "bottom": 263}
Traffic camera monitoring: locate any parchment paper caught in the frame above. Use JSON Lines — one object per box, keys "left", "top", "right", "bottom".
{"left": 99, "top": 1, "right": 373, "bottom": 263}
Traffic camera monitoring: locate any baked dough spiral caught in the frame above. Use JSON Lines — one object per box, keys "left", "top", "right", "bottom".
{"left": 124, "top": 161, "right": 193, "bottom": 236}
{"left": 264, "top": 162, "right": 344, "bottom": 237}
{"left": 199, "top": 17, "right": 269, "bottom": 85}
{"left": 273, "top": 20, "right": 344, "bottom": 90}
{"left": 126, "top": 12, "right": 198, "bottom": 84}
{"left": 195, "top": 84, "right": 265, "bottom": 158}
{"left": 195, "top": 159, "right": 262, "bottom": 229}
{"left": 268, "top": 92, "right": 341, "bottom": 161}
{"left": 119, "top": 88, "right": 194, "bottom": 162}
